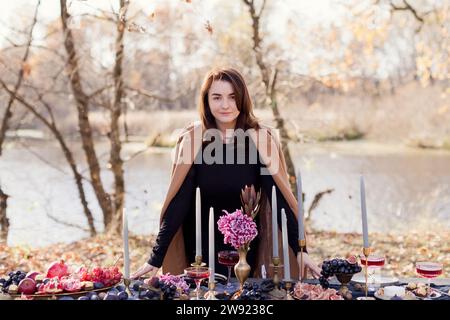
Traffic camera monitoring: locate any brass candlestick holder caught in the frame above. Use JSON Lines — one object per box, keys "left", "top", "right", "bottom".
{"left": 269, "top": 256, "right": 285, "bottom": 299}
{"left": 363, "top": 247, "right": 371, "bottom": 298}
{"left": 191, "top": 255, "right": 206, "bottom": 267}
{"left": 283, "top": 279, "right": 294, "bottom": 300}
{"left": 298, "top": 239, "right": 307, "bottom": 282}
{"left": 123, "top": 278, "right": 133, "bottom": 297}
{"left": 205, "top": 281, "right": 218, "bottom": 300}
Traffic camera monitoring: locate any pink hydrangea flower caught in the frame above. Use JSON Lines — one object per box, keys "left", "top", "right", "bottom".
{"left": 217, "top": 209, "right": 258, "bottom": 250}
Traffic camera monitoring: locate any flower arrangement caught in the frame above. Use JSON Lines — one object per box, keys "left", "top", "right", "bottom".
{"left": 217, "top": 185, "right": 261, "bottom": 251}
{"left": 217, "top": 209, "right": 258, "bottom": 250}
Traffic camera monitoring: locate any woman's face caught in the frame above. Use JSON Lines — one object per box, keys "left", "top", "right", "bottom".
{"left": 208, "top": 80, "right": 240, "bottom": 128}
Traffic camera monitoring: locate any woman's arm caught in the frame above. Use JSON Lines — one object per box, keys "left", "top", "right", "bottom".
{"left": 147, "top": 166, "right": 196, "bottom": 268}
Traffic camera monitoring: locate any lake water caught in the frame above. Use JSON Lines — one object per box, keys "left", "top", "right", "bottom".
{"left": 1, "top": 139, "right": 449, "bottom": 248}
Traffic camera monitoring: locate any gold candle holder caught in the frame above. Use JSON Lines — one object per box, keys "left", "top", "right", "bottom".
{"left": 123, "top": 278, "right": 133, "bottom": 297}
{"left": 191, "top": 255, "right": 206, "bottom": 267}
{"left": 269, "top": 256, "right": 285, "bottom": 299}
{"left": 284, "top": 280, "right": 294, "bottom": 300}
{"left": 363, "top": 247, "right": 371, "bottom": 298}
{"left": 205, "top": 282, "right": 218, "bottom": 300}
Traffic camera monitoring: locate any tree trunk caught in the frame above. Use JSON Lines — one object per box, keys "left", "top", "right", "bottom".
{"left": 0, "top": 81, "right": 97, "bottom": 236}
{"left": 0, "top": 185, "right": 9, "bottom": 241}
{"left": 60, "top": 0, "right": 113, "bottom": 226}
{"left": 0, "top": 1, "right": 40, "bottom": 156}
{"left": 243, "top": 0, "right": 298, "bottom": 195}
{"left": 107, "top": 0, "right": 128, "bottom": 234}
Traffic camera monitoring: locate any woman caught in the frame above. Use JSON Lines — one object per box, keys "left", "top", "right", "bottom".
{"left": 131, "top": 67, "right": 321, "bottom": 280}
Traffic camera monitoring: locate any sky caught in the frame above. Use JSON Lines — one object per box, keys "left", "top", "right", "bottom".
{"left": 0, "top": 0, "right": 342, "bottom": 39}
{"left": 0, "top": 0, "right": 417, "bottom": 80}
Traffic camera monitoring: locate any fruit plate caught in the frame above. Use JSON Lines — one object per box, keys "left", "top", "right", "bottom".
{"left": 374, "top": 291, "right": 417, "bottom": 300}
{"left": 8, "top": 285, "right": 117, "bottom": 300}
{"left": 351, "top": 273, "right": 399, "bottom": 286}
{"left": 374, "top": 289, "right": 417, "bottom": 300}
{"left": 405, "top": 286, "right": 442, "bottom": 300}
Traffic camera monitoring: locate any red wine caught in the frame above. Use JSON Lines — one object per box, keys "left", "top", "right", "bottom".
{"left": 416, "top": 262, "right": 443, "bottom": 278}
{"left": 185, "top": 267, "right": 210, "bottom": 280}
{"left": 218, "top": 250, "right": 239, "bottom": 266}
{"left": 360, "top": 255, "right": 385, "bottom": 267}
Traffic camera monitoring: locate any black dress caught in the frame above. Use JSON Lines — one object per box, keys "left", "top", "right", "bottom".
{"left": 148, "top": 137, "right": 303, "bottom": 277}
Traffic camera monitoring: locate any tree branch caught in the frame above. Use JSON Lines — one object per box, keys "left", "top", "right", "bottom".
{"left": 125, "top": 85, "right": 179, "bottom": 102}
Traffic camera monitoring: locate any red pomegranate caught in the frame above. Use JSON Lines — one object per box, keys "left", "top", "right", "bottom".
{"left": 18, "top": 278, "right": 37, "bottom": 295}
{"left": 61, "top": 277, "right": 82, "bottom": 293}
{"left": 38, "top": 277, "right": 64, "bottom": 294}
{"left": 26, "top": 271, "right": 40, "bottom": 281}
{"left": 46, "top": 260, "right": 69, "bottom": 279}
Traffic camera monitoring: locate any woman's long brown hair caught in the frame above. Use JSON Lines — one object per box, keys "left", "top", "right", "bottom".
{"left": 198, "top": 67, "right": 260, "bottom": 131}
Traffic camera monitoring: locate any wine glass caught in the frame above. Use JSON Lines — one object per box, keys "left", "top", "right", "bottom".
{"left": 360, "top": 254, "right": 385, "bottom": 291}
{"left": 415, "top": 261, "right": 443, "bottom": 293}
{"left": 184, "top": 266, "right": 210, "bottom": 300}
{"left": 218, "top": 250, "right": 239, "bottom": 290}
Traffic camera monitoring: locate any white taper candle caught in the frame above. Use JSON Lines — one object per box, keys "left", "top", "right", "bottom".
{"left": 297, "top": 170, "right": 305, "bottom": 241}
{"left": 360, "top": 175, "right": 369, "bottom": 248}
{"left": 122, "top": 208, "right": 130, "bottom": 279}
{"left": 208, "top": 207, "right": 214, "bottom": 284}
{"left": 281, "top": 208, "right": 290, "bottom": 280}
{"left": 271, "top": 186, "right": 279, "bottom": 258}
{"left": 196, "top": 187, "right": 202, "bottom": 257}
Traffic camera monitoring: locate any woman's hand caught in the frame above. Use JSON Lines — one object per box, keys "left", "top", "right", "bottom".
{"left": 297, "top": 252, "right": 322, "bottom": 279}
{"left": 130, "top": 262, "right": 158, "bottom": 280}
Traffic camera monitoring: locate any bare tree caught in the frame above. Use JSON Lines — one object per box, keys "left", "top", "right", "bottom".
{"left": 60, "top": 0, "right": 114, "bottom": 229}
{"left": 108, "top": 0, "right": 128, "bottom": 233}
{"left": 0, "top": 1, "right": 40, "bottom": 241}
{"left": 0, "top": 2, "right": 40, "bottom": 156}
{"left": 242, "top": 0, "right": 298, "bottom": 194}
{"left": 0, "top": 80, "right": 97, "bottom": 236}
{"left": 59, "top": 0, "right": 131, "bottom": 233}
{"left": 0, "top": 186, "right": 9, "bottom": 241}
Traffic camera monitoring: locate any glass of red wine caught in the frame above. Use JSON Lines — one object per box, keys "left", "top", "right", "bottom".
{"left": 415, "top": 261, "right": 443, "bottom": 292}
{"left": 184, "top": 266, "right": 210, "bottom": 300}
{"left": 218, "top": 250, "right": 239, "bottom": 290}
{"left": 359, "top": 254, "right": 385, "bottom": 291}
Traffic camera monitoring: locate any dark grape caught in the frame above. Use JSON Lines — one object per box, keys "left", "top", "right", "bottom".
{"left": 115, "top": 285, "right": 126, "bottom": 292}
{"left": 132, "top": 280, "right": 143, "bottom": 291}
{"left": 118, "top": 291, "right": 128, "bottom": 300}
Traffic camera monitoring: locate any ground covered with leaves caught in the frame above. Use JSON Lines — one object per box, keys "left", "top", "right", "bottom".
{"left": 1, "top": 230, "right": 448, "bottom": 278}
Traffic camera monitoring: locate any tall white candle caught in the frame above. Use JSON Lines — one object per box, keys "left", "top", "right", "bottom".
{"left": 208, "top": 207, "right": 214, "bottom": 284}
{"left": 271, "top": 186, "right": 279, "bottom": 258}
{"left": 297, "top": 170, "right": 305, "bottom": 241}
{"left": 281, "top": 209, "right": 290, "bottom": 280}
{"left": 196, "top": 187, "right": 202, "bottom": 257}
{"left": 360, "top": 175, "right": 369, "bottom": 248}
{"left": 122, "top": 208, "right": 130, "bottom": 279}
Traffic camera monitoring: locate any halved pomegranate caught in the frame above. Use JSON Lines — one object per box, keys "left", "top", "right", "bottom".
{"left": 46, "top": 260, "right": 69, "bottom": 279}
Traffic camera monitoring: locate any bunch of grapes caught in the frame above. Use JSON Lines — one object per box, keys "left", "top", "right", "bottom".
{"left": 160, "top": 282, "right": 178, "bottom": 300}
{"left": 146, "top": 274, "right": 189, "bottom": 300}
{"left": 159, "top": 274, "right": 189, "bottom": 294}
{"left": 236, "top": 282, "right": 265, "bottom": 300}
{"left": 319, "top": 257, "right": 362, "bottom": 289}
{"left": 0, "top": 270, "right": 27, "bottom": 293}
